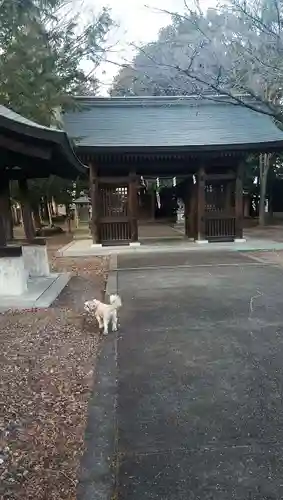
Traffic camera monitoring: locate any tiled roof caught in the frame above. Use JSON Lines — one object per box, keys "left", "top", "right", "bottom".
{"left": 0, "top": 104, "right": 86, "bottom": 178}
{"left": 63, "top": 96, "right": 283, "bottom": 151}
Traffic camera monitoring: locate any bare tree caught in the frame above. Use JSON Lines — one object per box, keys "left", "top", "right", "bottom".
{"left": 259, "top": 153, "right": 272, "bottom": 225}
{"left": 110, "top": 0, "right": 283, "bottom": 225}
{"left": 112, "top": 0, "right": 283, "bottom": 119}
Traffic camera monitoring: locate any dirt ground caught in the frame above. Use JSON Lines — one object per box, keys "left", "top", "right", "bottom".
{"left": 0, "top": 235, "right": 109, "bottom": 500}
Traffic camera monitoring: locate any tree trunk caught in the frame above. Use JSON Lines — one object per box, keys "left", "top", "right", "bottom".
{"left": 54, "top": 199, "right": 59, "bottom": 216}
{"left": 42, "top": 197, "right": 49, "bottom": 222}
{"left": 47, "top": 201, "right": 53, "bottom": 226}
{"left": 32, "top": 204, "right": 42, "bottom": 229}
{"left": 259, "top": 171, "right": 268, "bottom": 225}
{"left": 258, "top": 153, "right": 271, "bottom": 226}
{"left": 5, "top": 201, "right": 13, "bottom": 240}
{"left": 18, "top": 178, "right": 36, "bottom": 241}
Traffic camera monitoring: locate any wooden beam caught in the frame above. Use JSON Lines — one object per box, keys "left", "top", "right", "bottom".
{"left": 0, "top": 134, "right": 51, "bottom": 160}
{"left": 206, "top": 173, "right": 236, "bottom": 181}
{"left": 18, "top": 178, "right": 35, "bottom": 241}
{"left": 235, "top": 163, "right": 244, "bottom": 239}
{"left": 196, "top": 166, "right": 206, "bottom": 241}
{"left": 89, "top": 163, "right": 99, "bottom": 244}
{"left": 98, "top": 176, "right": 130, "bottom": 184}
{"left": 129, "top": 172, "right": 138, "bottom": 242}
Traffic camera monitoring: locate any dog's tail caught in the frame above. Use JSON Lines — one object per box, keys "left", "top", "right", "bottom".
{"left": 109, "top": 294, "right": 122, "bottom": 309}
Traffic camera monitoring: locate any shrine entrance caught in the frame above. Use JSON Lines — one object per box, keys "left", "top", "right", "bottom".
{"left": 89, "top": 170, "right": 138, "bottom": 246}
{"left": 185, "top": 169, "right": 242, "bottom": 243}
{"left": 63, "top": 94, "right": 283, "bottom": 248}
{"left": 98, "top": 179, "right": 130, "bottom": 245}
{"left": 204, "top": 177, "right": 236, "bottom": 242}
{"left": 88, "top": 165, "right": 243, "bottom": 246}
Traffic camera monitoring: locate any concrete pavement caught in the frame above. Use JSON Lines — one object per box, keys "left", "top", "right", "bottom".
{"left": 116, "top": 251, "right": 283, "bottom": 499}
{"left": 79, "top": 250, "right": 283, "bottom": 500}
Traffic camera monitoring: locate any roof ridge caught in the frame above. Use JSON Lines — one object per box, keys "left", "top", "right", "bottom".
{"left": 71, "top": 94, "right": 258, "bottom": 108}
{"left": 74, "top": 94, "right": 250, "bottom": 100}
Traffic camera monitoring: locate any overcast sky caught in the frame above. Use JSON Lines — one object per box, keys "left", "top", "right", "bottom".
{"left": 78, "top": 0, "right": 215, "bottom": 94}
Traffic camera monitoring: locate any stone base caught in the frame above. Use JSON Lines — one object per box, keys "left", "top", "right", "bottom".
{"left": 195, "top": 239, "right": 209, "bottom": 244}
{"left": 129, "top": 242, "right": 141, "bottom": 247}
{"left": 0, "top": 273, "right": 71, "bottom": 312}
{"left": 22, "top": 244, "right": 50, "bottom": 277}
{"left": 0, "top": 246, "right": 27, "bottom": 296}
{"left": 234, "top": 238, "right": 247, "bottom": 243}
{"left": 91, "top": 243, "right": 103, "bottom": 248}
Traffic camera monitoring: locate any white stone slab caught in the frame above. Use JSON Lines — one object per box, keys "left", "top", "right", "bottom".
{"left": 22, "top": 245, "right": 50, "bottom": 277}
{"left": 0, "top": 273, "right": 71, "bottom": 312}
{"left": 0, "top": 255, "right": 27, "bottom": 296}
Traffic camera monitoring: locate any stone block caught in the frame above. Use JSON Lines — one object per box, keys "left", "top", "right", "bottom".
{"left": 22, "top": 239, "right": 50, "bottom": 277}
{"left": 0, "top": 246, "right": 27, "bottom": 296}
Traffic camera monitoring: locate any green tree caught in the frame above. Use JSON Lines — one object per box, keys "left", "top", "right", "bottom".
{"left": 0, "top": 0, "right": 114, "bottom": 125}
{"left": 0, "top": 0, "right": 113, "bottom": 226}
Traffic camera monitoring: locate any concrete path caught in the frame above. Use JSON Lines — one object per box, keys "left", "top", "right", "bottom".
{"left": 115, "top": 251, "right": 283, "bottom": 499}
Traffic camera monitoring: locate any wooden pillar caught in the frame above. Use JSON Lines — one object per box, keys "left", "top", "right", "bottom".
{"left": 183, "top": 180, "right": 189, "bottom": 237}
{"left": 151, "top": 190, "right": 155, "bottom": 220}
{"left": 183, "top": 178, "right": 193, "bottom": 238}
{"left": 196, "top": 166, "right": 206, "bottom": 241}
{"left": 5, "top": 182, "right": 13, "bottom": 240}
{"left": 0, "top": 177, "right": 13, "bottom": 243}
{"left": 18, "top": 178, "right": 35, "bottom": 241}
{"left": 235, "top": 163, "right": 244, "bottom": 239}
{"left": 189, "top": 183, "right": 198, "bottom": 239}
{"left": 225, "top": 182, "right": 232, "bottom": 211}
{"left": 243, "top": 195, "right": 250, "bottom": 218}
{"left": 89, "top": 164, "right": 99, "bottom": 244}
{"left": 0, "top": 184, "right": 7, "bottom": 246}
{"left": 129, "top": 172, "right": 138, "bottom": 242}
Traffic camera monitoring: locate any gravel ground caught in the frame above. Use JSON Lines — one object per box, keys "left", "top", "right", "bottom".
{"left": 1, "top": 255, "right": 109, "bottom": 500}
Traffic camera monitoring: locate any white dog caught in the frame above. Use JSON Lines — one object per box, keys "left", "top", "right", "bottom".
{"left": 83, "top": 294, "right": 122, "bottom": 335}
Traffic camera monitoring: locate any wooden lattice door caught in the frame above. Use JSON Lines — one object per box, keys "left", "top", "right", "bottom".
{"left": 98, "top": 180, "right": 131, "bottom": 245}
{"left": 204, "top": 180, "right": 236, "bottom": 241}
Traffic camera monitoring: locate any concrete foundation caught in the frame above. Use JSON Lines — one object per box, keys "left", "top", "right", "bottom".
{"left": 22, "top": 241, "right": 50, "bottom": 277}
{"left": 91, "top": 243, "right": 103, "bottom": 248}
{"left": 0, "top": 246, "right": 27, "bottom": 296}
{"left": 0, "top": 272, "right": 71, "bottom": 312}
